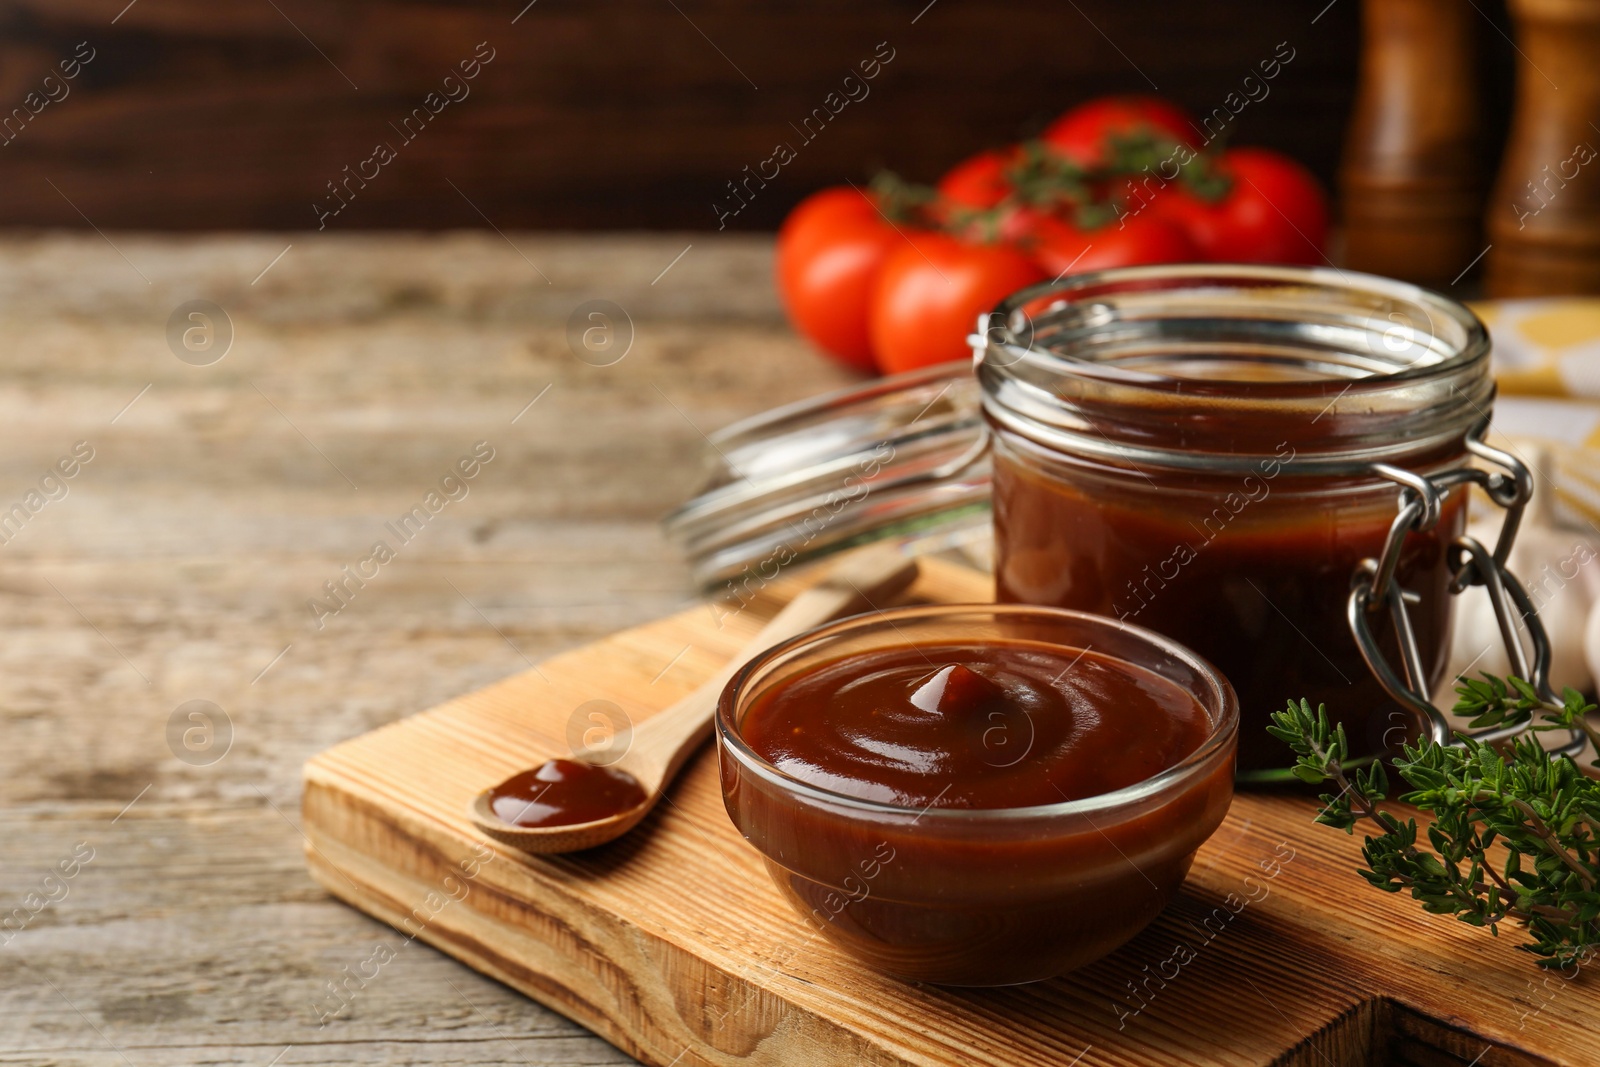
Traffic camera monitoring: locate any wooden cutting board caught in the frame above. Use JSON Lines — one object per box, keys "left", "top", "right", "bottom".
{"left": 302, "top": 557, "right": 1595, "bottom": 1067}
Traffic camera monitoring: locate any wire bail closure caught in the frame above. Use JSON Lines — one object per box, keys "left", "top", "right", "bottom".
{"left": 1348, "top": 419, "right": 1585, "bottom": 754}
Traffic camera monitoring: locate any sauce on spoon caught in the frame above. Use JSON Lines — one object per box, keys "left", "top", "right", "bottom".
{"left": 488, "top": 759, "right": 648, "bottom": 828}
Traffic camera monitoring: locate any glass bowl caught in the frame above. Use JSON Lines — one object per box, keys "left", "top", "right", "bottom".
{"left": 716, "top": 604, "right": 1238, "bottom": 986}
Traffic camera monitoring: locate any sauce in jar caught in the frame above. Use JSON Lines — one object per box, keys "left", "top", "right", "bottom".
{"left": 978, "top": 266, "right": 1494, "bottom": 775}
{"left": 992, "top": 442, "right": 1465, "bottom": 772}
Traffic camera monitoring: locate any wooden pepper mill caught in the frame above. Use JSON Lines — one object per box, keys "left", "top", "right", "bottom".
{"left": 1486, "top": 0, "right": 1600, "bottom": 296}
{"left": 1340, "top": 0, "right": 1484, "bottom": 288}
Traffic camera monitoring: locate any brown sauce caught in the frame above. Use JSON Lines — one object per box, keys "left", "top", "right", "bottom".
{"left": 991, "top": 442, "right": 1463, "bottom": 771}
{"left": 488, "top": 759, "right": 647, "bottom": 828}
{"left": 723, "top": 636, "right": 1232, "bottom": 984}
{"left": 740, "top": 640, "right": 1209, "bottom": 809}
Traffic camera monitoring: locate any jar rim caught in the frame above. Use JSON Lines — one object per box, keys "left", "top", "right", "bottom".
{"left": 978, "top": 264, "right": 1493, "bottom": 475}
{"left": 716, "top": 603, "right": 1239, "bottom": 823}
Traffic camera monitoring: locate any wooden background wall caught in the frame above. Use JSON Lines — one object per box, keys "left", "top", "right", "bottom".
{"left": 0, "top": 0, "right": 1515, "bottom": 230}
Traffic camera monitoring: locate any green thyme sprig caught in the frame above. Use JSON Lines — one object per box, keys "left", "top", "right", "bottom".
{"left": 1269, "top": 682, "right": 1600, "bottom": 970}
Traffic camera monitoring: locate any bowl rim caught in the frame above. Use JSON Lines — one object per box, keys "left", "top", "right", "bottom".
{"left": 716, "top": 602, "right": 1240, "bottom": 822}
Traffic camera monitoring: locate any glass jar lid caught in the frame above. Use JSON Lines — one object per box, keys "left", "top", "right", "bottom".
{"left": 662, "top": 362, "right": 991, "bottom": 590}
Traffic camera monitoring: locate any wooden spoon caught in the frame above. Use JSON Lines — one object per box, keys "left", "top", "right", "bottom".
{"left": 469, "top": 543, "right": 921, "bottom": 854}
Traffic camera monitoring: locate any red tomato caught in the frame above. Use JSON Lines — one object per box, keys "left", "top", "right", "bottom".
{"left": 1161, "top": 148, "right": 1328, "bottom": 264}
{"left": 776, "top": 187, "right": 907, "bottom": 372}
{"left": 1021, "top": 209, "right": 1199, "bottom": 278}
{"left": 1042, "top": 96, "right": 1197, "bottom": 168}
{"left": 937, "top": 147, "right": 1019, "bottom": 210}
{"left": 871, "top": 234, "right": 1045, "bottom": 374}
{"left": 1145, "top": 182, "right": 1210, "bottom": 239}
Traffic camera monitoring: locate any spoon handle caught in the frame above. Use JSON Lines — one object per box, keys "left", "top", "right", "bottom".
{"left": 618, "top": 543, "right": 922, "bottom": 786}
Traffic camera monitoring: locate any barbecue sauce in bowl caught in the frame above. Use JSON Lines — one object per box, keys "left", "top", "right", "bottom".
{"left": 718, "top": 606, "right": 1237, "bottom": 986}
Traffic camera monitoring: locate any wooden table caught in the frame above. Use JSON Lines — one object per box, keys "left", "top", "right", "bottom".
{"left": 0, "top": 233, "right": 854, "bottom": 1065}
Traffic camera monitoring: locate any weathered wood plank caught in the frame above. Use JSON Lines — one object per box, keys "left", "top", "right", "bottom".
{"left": 0, "top": 3, "right": 1364, "bottom": 229}
{"left": 0, "top": 234, "right": 854, "bottom": 1064}
{"left": 0, "top": 806, "right": 637, "bottom": 1065}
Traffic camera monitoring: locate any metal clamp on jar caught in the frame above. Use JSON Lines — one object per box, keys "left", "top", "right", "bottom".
{"left": 1352, "top": 425, "right": 1577, "bottom": 752}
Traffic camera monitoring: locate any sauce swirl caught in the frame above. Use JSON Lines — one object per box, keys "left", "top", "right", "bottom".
{"left": 740, "top": 640, "right": 1209, "bottom": 809}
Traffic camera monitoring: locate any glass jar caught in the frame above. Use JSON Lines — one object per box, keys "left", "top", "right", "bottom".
{"left": 979, "top": 265, "right": 1495, "bottom": 776}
